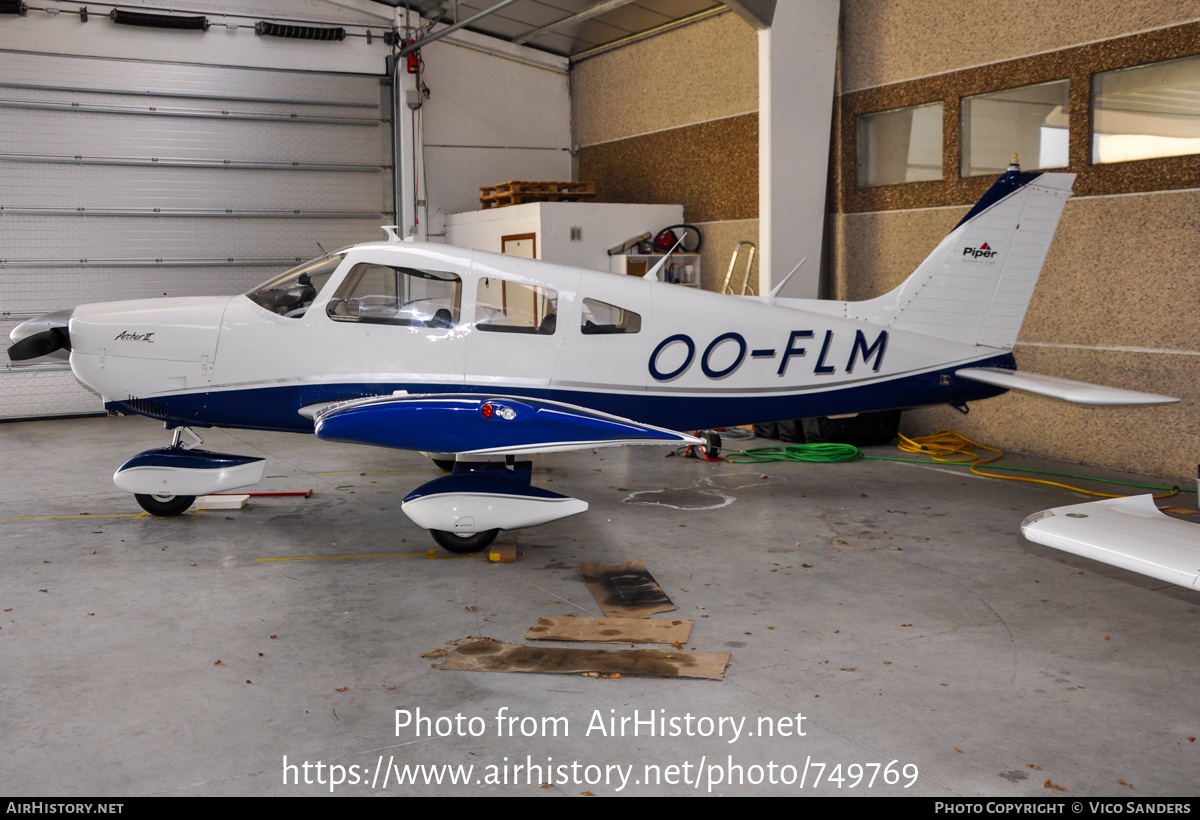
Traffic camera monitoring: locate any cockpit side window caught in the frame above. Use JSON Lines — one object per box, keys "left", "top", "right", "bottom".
{"left": 246, "top": 254, "right": 345, "bottom": 319}
{"left": 326, "top": 263, "right": 461, "bottom": 328}
{"left": 475, "top": 278, "right": 558, "bottom": 335}
{"left": 581, "top": 298, "right": 642, "bottom": 335}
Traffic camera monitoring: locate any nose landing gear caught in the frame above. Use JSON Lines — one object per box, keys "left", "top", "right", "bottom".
{"left": 115, "top": 426, "right": 266, "bottom": 516}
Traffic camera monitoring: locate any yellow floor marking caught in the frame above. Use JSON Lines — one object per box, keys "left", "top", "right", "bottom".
{"left": 316, "top": 470, "right": 438, "bottom": 477}
{"left": 254, "top": 549, "right": 471, "bottom": 562}
{"left": 4, "top": 510, "right": 202, "bottom": 521}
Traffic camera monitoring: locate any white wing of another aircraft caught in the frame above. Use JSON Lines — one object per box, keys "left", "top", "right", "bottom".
{"left": 1022, "top": 495, "right": 1200, "bottom": 590}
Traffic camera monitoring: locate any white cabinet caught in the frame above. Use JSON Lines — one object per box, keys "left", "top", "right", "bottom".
{"left": 443, "top": 201, "right": 684, "bottom": 272}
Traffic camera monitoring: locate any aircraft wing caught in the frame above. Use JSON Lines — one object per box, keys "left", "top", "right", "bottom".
{"left": 312, "top": 393, "right": 702, "bottom": 455}
{"left": 956, "top": 367, "right": 1178, "bottom": 406}
{"left": 1021, "top": 494, "right": 1200, "bottom": 590}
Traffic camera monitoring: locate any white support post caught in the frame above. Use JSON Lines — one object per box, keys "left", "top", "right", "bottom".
{"left": 395, "top": 65, "right": 426, "bottom": 240}
{"left": 757, "top": 0, "right": 840, "bottom": 298}
{"left": 392, "top": 6, "right": 426, "bottom": 241}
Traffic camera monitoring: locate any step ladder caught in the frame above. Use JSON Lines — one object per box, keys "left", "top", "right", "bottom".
{"left": 721, "top": 241, "right": 757, "bottom": 296}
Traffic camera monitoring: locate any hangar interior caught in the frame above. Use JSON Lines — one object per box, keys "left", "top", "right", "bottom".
{"left": 1, "top": 0, "right": 1198, "bottom": 798}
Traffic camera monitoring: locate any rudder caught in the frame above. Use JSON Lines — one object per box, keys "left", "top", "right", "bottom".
{"left": 849, "top": 167, "right": 1075, "bottom": 350}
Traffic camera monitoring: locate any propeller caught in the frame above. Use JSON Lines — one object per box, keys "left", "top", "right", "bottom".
{"left": 7, "top": 310, "right": 73, "bottom": 362}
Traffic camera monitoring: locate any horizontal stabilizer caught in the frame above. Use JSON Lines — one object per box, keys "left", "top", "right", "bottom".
{"left": 956, "top": 367, "right": 1178, "bottom": 406}
{"left": 1022, "top": 495, "right": 1200, "bottom": 590}
{"left": 314, "top": 394, "right": 701, "bottom": 455}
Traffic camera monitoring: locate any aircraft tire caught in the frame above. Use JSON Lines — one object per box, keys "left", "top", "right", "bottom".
{"left": 135, "top": 493, "right": 196, "bottom": 516}
{"left": 430, "top": 528, "right": 499, "bottom": 553}
{"left": 699, "top": 429, "right": 722, "bottom": 459}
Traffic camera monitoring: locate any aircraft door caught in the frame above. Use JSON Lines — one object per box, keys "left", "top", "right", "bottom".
{"left": 316, "top": 258, "right": 468, "bottom": 394}
{"left": 552, "top": 284, "right": 649, "bottom": 419}
{"left": 214, "top": 254, "right": 468, "bottom": 427}
{"left": 464, "top": 274, "right": 564, "bottom": 393}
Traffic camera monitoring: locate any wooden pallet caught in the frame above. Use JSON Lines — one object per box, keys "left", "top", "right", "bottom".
{"left": 479, "top": 180, "right": 596, "bottom": 209}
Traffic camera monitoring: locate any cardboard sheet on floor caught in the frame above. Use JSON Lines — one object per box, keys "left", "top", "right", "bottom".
{"left": 526, "top": 616, "right": 692, "bottom": 644}
{"left": 579, "top": 560, "right": 677, "bottom": 617}
{"left": 440, "top": 641, "right": 728, "bottom": 680}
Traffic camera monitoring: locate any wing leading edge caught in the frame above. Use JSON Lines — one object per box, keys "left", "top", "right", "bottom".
{"left": 312, "top": 393, "right": 702, "bottom": 455}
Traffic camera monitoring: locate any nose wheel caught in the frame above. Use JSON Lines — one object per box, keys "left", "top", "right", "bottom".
{"left": 135, "top": 493, "right": 196, "bottom": 516}
{"left": 430, "top": 528, "right": 499, "bottom": 553}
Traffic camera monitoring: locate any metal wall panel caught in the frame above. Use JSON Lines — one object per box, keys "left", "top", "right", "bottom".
{"left": 1, "top": 50, "right": 382, "bottom": 106}
{"left": 1, "top": 163, "right": 386, "bottom": 212}
{"left": 1, "top": 216, "right": 386, "bottom": 262}
{"left": 1, "top": 109, "right": 384, "bottom": 164}
{"left": 0, "top": 50, "right": 392, "bottom": 419}
{"left": 1, "top": 265, "right": 307, "bottom": 312}
{"left": 0, "top": 370, "right": 101, "bottom": 419}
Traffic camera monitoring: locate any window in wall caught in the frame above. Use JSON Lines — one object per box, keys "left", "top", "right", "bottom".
{"left": 475, "top": 278, "right": 558, "bottom": 335}
{"left": 855, "top": 102, "right": 943, "bottom": 188}
{"left": 1093, "top": 55, "right": 1200, "bottom": 164}
{"left": 325, "top": 263, "right": 461, "bottom": 327}
{"left": 961, "top": 80, "right": 1069, "bottom": 177}
{"left": 580, "top": 298, "right": 641, "bottom": 335}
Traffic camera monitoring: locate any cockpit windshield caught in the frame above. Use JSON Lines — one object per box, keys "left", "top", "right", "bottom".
{"left": 246, "top": 254, "right": 345, "bottom": 318}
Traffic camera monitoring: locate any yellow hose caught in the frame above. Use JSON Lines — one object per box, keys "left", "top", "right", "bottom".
{"left": 898, "top": 430, "right": 1179, "bottom": 500}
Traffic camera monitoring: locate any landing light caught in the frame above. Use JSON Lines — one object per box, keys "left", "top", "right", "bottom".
{"left": 480, "top": 402, "right": 517, "bottom": 421}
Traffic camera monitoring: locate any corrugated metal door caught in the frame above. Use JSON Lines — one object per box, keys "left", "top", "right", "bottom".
{"left": 0, "top": 50, "right": 393, "bottom": 418}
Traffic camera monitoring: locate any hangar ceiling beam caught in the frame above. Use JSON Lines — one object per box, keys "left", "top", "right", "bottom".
{"left": 513, "top": 0, "right": 640, "bottom": 46}
{"left": 399, "top": 0, "right": 520, "bottom": 56}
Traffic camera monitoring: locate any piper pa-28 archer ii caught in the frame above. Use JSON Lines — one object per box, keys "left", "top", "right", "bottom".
{"left": 7, "top": 163, "right": 1177, "bottom": 552}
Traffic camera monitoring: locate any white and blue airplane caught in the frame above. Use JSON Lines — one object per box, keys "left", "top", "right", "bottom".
{"left": 7, "top": 163, "right": 1177, "bottom": 552}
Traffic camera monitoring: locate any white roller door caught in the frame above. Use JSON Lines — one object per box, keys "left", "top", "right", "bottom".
{"left": 1, "top": 49, "right": 393, "bottom": 418}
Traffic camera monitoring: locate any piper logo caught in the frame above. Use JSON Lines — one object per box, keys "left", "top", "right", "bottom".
{"left": 963, "top": 242, "right": 998, "bottom": 259}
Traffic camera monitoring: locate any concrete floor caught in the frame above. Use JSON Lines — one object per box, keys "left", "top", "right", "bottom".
{"left": 1, "top": 414, "right": 1197, "bottom": 797}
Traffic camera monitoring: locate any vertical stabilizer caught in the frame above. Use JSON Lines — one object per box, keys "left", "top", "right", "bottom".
{"left": 849, "top": 168, "right": 1075, "bottom": 349}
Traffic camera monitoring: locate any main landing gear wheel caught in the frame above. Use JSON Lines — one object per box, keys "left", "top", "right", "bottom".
{"left": 430, "top": 528, "right": 499, "bottom": 553}
{"left": 135, "top": 493, "right": 196, "bottom": 516}
{"left": 699, "top": 429, "right": 722, "bottom": 459}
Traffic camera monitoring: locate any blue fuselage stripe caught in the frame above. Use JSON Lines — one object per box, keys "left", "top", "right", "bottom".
{"left": 106, "top": 353, "right": 1016, "bottom": 436}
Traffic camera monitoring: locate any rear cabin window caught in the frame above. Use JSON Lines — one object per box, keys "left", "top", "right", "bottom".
{"left": 475, "top": 278, "right": 558, "bottom": 335}
{"left": 325, "top": 263, "right": 461, "bottom": 327}
{"left": 246, "top": 254, "right": 345, "bottom": 318}
{"left": 581, "top": 298, "right": 641, "bottom": 335}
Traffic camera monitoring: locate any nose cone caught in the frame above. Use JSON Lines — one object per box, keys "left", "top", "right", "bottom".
{"left": 70, "top": 296, "right": 231, "bottom": 358}
{"left": 7, "top": 309, "right": 73, "bottom": 362}
{"left": 68, "top": 295, "right": 232, "bottom": 402}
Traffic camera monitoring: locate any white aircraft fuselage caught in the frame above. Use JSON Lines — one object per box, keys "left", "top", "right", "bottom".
{"left": 66, "top": 241, "right": 1012, "bottom": 435}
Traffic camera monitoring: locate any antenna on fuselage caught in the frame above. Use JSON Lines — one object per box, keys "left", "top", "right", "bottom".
{"left": 643, "top": 233, "right": 687, "bottom": 281}
{"left": 760, "top": 257, "right": 806, "bottom": 305}
{"left": 381, "top": 225, "right": 402, "bottom": 243}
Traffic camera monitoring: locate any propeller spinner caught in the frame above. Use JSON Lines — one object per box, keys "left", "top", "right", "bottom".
{"left": 7, "top": 309, "right": 73, "bottom": 362}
